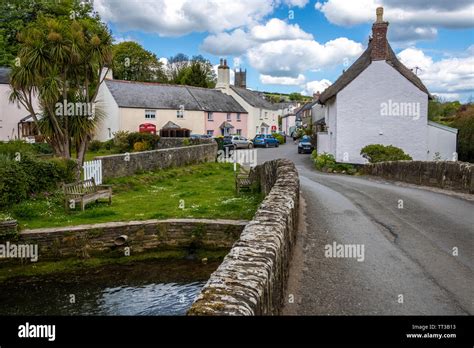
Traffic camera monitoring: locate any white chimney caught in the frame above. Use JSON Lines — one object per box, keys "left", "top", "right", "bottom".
{"left": 216, "top": 58, "right": 230, "bottom": 89}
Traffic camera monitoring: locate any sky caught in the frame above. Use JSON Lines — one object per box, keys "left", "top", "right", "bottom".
{"left": 93, "top": 0, "right": 474, "bottom": 101}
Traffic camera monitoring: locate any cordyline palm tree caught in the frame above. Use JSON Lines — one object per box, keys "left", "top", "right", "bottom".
{"left": 9, "top": 13, "right": 112, "bottom": 176}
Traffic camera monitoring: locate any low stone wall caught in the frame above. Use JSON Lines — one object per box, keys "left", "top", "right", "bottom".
{"left": 96, "top": 143, "right": 217, "bottom": 180}
{"left": 15, "top": 219, "right": 247, "bottom": 261}
{"left": 157, "top": 137, "right": 213, "bottom": 149}
{"left": 0, "top": 220, "right": 18, "bottom": 239}
{"left": 361, "top": 161, "right": 474, "bottom": 194}
{"left": 188, "top": 159, "right": 300, "bottom": 316}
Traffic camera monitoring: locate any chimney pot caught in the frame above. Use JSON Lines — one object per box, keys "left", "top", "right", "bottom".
{"left": 376, "top": 7, "right": 384, "bottom": 23}
{"left": 224, "top": 59, "right": 227, "bottom": 67}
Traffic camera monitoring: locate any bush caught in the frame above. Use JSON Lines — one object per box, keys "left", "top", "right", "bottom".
{"left": 0, "top": 140, "right": 36, "bottom": 157}
{"left": 311, "top": 152, "right": 356, "bottom": 174}
{"left": 0, "top": 154, "right": 77, "bottom": 208}
{"left": 274, "top": 134, "right": 285, "bottom": 144}
{"left": 112, "top": 131, "right": 131, "bottom": 153}
{"left": 0, "top": 156, "right": 29, "bottom": 207}
{"left": 360, "top": 144, "right": 412, "bottom": 163}
{"left": 133, "top": 141, "right": 150, "bottom": 152}
{"left": 183, "top": 138, "right": 191, "bottom": 147}
{"left": 312, "top": 152, "right": 336, "bottom": 170}
{"left": 88, "top": 140, "right": 103, "bottom": 152}
{"left": 127, "top": 132, "right": 160, "bottom": 150}
{"left": 31, "top": 142, "right": 53, "bottom": 154}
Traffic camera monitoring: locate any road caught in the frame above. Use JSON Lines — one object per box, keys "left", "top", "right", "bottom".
{"left": 254, "top": 141, "right": 473, "bottom": 315}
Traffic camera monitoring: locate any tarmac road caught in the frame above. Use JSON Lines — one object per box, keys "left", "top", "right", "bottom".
{"left": 255, "top": 141, "right": 473, "bottom": 315}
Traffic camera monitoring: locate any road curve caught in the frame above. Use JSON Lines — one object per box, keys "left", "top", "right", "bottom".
{"left": 255, "top": 141, "right": 473, "bottom": 315}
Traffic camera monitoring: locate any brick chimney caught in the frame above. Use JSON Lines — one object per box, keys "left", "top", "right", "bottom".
{"left": 371, "top": 7, "right": 389, "bottom": 61}
{"left": 216, "top": 58, "right": 230, "bottom": 89}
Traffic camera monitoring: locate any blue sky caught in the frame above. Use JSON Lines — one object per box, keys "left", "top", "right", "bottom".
{"left": 96, "top": 0, "right": 474, "bottom": 101}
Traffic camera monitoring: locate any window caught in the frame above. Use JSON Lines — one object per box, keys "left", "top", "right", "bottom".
{"left": 145, "top": 110, "right": 156, "bottom": 119}
{"left": 264, "top": 112, "right": 268, "bottom": 119}
{"left": 236, "top": 113, "right": 241, "bottom": 122}
{"left": 207, "top": 130, "right": 214, "bottom": 137}
{"left": 227, "top": 113, "right": 231, "bottom": 121}
{"left": 236, "top": 129, "right": 242, "bottom": 136}
{"left": 177, "top": 107, "right": 184, "bottom": 119}
{"left": 207, "top": 112, "right": 213, "bottom": 121}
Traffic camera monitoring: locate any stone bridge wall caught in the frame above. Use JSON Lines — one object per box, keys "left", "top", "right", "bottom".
{"left": 361, "top": 161, "right": 473, "bottom": 194}
{"left": 13, "top": 219, "right": 247, "bottom": 261}
{"left": 157, "top": 137, "right": 213, "bottom": 149}
{"left": 188, "top": 159, "right": 300, "bottom": 316}
{"left": 96, "top": 143, "right": 217, "bottom": 180}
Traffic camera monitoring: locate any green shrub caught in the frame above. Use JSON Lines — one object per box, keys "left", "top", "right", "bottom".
{"left": 311, "top": 152, "right": 356, "bottom": 174}
{"left": 274, "top": 134, "right": 285, "bottom": 144}
{"left": 183, "top": 138, "right": 191, "bottom": 147}
{"left": 0, "top": 156, "right": 29, "bottom": 207}
{"left": 31, "top": 142, "right": 53, "bottom": 154}
{"left": 0, "top": 155, "right": 77, "bottom": 208}
{"left": 360, "top": 144, "right": 412, "bottom": 163}
{"left": 127, "top": 132, "right": 160, "bottom": 150}
{"left": 112, "top": 131, "right": 131, "bottom": 153}
{"left": 0, "top": 140, "right": 36, "bottom": 157}
{"left": 313, "top": 152, "right": 336, "bottom": 170}
{"left": 103, "top": 139, "right": 114, "bottom": 151}
{"left": 88, "top": 140, "right": 103, "bottom": 152}
{"left": 133, "top": 141, "right": 150, "bottom": 152}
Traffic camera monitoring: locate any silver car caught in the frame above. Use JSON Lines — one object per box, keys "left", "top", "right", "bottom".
{"left": 229, "top": 135, "right": 254, "bottom": 149}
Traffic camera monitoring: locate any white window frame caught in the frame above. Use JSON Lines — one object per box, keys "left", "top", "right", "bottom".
{"left": 236, "top": 113, "right": 241, "bottom": 122}
{"left": 145, "top": 110, "right": 156, "bottom": 119}
{"left": 207, "top": 112, "right": 214, "bottom": 121}
{"left": 236, "top": 129, "right": 242, "bottom": 136}
{"left": 227, "top": 113, "right": 231, "bottom": 121}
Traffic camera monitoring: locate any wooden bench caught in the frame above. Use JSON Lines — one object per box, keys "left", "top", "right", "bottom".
{"left": 235, "top": 165, "right": 254, "bottom": 195}
{"left": 63, "top": 178, "right": 112, "bottom": 211}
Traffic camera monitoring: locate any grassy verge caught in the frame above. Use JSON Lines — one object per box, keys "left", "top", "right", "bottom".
{"left": 5, "top": 162, "right": 262, "bottom": 230}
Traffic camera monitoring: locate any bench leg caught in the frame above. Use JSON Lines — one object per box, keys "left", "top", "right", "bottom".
{"left": 81, "top": 200, "right": 86, "bottom": 211}
{"left": 108, "top": 195, "right": 112, "bottom": 205}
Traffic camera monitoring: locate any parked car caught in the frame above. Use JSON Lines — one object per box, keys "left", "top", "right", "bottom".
{"left": 298, "top": 135, "right": 314, "bottom": 154}
{"left": 253, "top": 134, "right": 279, "bottom": 148}
{"left": 223, "top": 135, "right": 254, "bottom": 149}
{"left": 190, "top": 134, "right": 211, "bottom": 139}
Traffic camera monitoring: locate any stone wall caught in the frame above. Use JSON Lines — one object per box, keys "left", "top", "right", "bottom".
{"left": 96, "top": 143, "right": 217, "bottom": 180}
{"left": 157, "top": 137, "right": 213, "bottom": 149}
{"left": 188, "top": 159, "right": 300, "bottom": 316}
{"left": 361, "top": 161, "right": 474, "bottom": 194}
{"left": 0, "top": 220, "right": 18, "bottom": 239}
{"left": 15, "top": 219, "right": 247, "bottom": 260}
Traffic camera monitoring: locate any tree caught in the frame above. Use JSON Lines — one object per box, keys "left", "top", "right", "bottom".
{"left": 112, "top": 41, "right": 167, "bottom": 82}
{"left": 166, "top": 54, "right": 216, "bottom": 88}
{"left": 0, "top": 0, "right": 87, "bottom": 66}
{"left": 289, "top": 92, "right": 304, "bottom": 101}
{"left": 9, "top": 9, "right": 112, "bottom": 175}
{"left": 452, "top": 104, "right": 474, "bottom": 163}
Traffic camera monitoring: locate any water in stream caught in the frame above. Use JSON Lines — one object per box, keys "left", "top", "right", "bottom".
{"left": 0, "top": 259, "right": 219, "bottom": 316}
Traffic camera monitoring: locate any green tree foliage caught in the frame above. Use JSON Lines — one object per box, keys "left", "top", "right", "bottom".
{"left": 428, "top": 96, "right": 462, "bottom": 121}
{"left": 360, "top": 144, "right": 413, "bottom": 163}
{"left": 289, "top": 92, "right": 304, "bottom": 101}
{"left": 166, "top": 54, "right": 216, "bottom": 88}
{"left": 9, "top": 6, "right": 113, "bottom": 171}
{"left": 452, "top": 104, "right": 474, "bottom": 163}
{"left": 112, "top": 41, "right": 167, "bottom": 82}
{"left": 0, "top": 0, "right": 91, "bottom": 66}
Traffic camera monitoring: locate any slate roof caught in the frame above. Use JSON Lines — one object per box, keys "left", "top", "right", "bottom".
{"left": 230, "top": 86, "right": 278, "bottom": 110}
{"left": 319, "top": 40, "right": 430, "bottom": 104}
{"left": 0, "top": 67, "right": 11, "bottom": 84}
{"left": 295, "top": 101, "right": 318, "bottom": 116}
{"left": 162, "top": 121, "right": 183, "bottom": 129}
{"left": 105, "top": 80, "right": 247, "bottom": 113}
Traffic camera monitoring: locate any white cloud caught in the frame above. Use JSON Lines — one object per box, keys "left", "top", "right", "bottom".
{"left": 247, "top": 38, "right": 364, "bottom": 77}
{"left": 260, "top": 74, "right": 306, "bottom": 85}
{"left": 397, "top": 47, "right": 474, "bottom": 95}
{"left": 280, "top": 0, "right": 310, "bottom": 7}
{"left": 302, "top": 79, "right": 333, "bottom": 95}
{"left": 201, "top": 29, "right": 254, "bottom": 56}
{"left": 202, "top": 18, "right": 314, "bottom": 56}
{"left": 159, "top": 57, "right": 169, "bottom": 66}
{"left": 95, "top": 0, "right": 274, "bottom": 37}
{"left": 315, "top": 0, "right": 474, "bottom": 42}
{"left": 251, "top": 18, "right": 313, "bottom": 41}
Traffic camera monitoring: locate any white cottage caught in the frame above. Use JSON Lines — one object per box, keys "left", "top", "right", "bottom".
{"left": 317, "top": 7, "right": 457, "bottom": 164}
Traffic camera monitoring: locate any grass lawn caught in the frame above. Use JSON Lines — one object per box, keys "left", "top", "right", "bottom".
{"left": 6, "top": 163, "right": 262, "bottom": 230}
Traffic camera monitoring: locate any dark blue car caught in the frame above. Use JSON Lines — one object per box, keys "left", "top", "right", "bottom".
{"left": 298, "top": 135, "right": 314, "bottom": 154}
{"left": 253, "top": 134, "right": 279, "bottom": 148}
